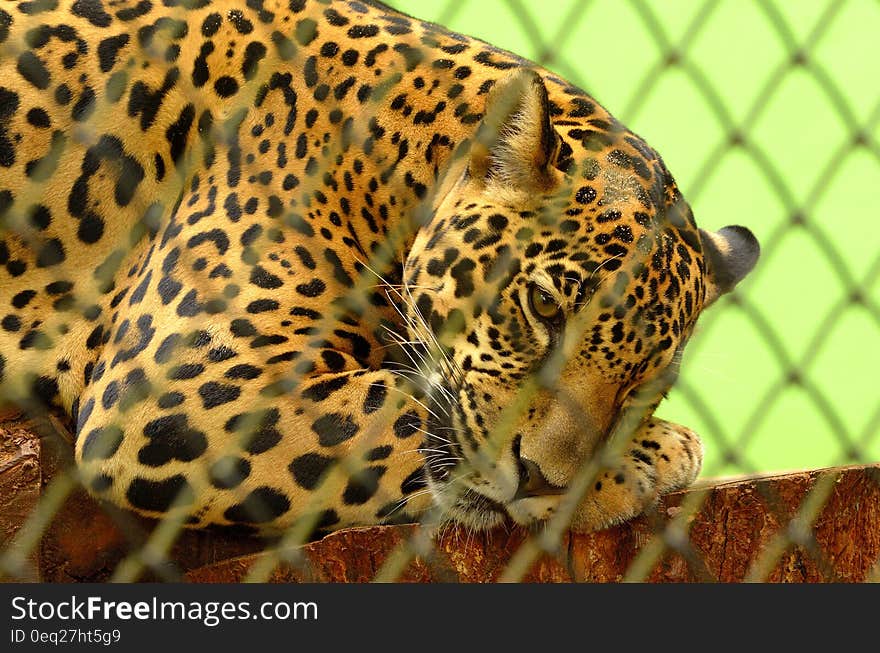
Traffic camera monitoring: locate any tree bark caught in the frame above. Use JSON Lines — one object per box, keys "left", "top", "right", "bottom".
{"left": 2, "top": 413, "right": 878, "bottom": 582}
{"left": 0, "top": 409, "right": 41, "bottom": 583}
{"left": 184, "top": 464, "right": 880, "bottom": 582}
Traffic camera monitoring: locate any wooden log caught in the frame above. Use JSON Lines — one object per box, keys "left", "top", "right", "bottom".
{"left": 185, "top": 463, "right": 880, "bottom": 582}
{"left": 0, "top": 410, "right": 41, "bottom": 583}
{"left": 1, "top": 409, "right": 878, "bottom": 582}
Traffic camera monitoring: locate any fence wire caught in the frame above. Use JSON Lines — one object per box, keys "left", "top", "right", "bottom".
{"left": 0, "top": 0, "right": 878, "bottom": 583}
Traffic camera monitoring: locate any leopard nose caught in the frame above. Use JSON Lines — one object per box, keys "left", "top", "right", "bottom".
{"left": 515, "top": 457, "right": 565, "bottom": 499}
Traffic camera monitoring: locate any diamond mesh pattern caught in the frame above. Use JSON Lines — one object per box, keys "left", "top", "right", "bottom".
{"left": 390, "top": 0, "right": 880, "bottom": 476}
{"left": 0, "top": 0, "right": 877, "bottom": 583}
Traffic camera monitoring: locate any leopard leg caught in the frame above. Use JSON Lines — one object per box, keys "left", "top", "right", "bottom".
{"left": 70, "top": 192, "right": 436, "bottom": 536}
{"left": 570, "top": 417, "right": 703, "bottom": 531}
{"left": 75, "top": 349, "right": 435, "bottom": 535}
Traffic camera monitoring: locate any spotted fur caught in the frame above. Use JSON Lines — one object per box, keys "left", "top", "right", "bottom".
{"left": 0, "top": 0, "right": 758, "bottom": 535}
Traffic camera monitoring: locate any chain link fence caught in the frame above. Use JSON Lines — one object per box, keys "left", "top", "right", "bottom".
{"left": 396, "top": 0, "right": 880, "bottom": 478}
{"left": 0, "top": 0, "right": 878, "bottom": 583}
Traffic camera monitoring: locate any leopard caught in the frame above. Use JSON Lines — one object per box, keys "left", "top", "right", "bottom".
{"left": 0, "top": 0, "right": 759, "bottom": 537}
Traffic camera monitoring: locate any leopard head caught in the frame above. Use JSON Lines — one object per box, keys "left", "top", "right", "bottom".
{"left": 402, "top": 70, "right": 759, "bottom": 529}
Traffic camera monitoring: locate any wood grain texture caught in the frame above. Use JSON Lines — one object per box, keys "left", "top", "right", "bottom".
{"left": 0, "top": 410, "right": 41, "bottom": 583}
{"left": 185, "top": 464, "right": 880, "bottom": 583}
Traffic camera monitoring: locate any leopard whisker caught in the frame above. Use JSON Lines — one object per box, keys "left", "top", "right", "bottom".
{"left": 382, "top": 382, "right": 450, "bottom": 422}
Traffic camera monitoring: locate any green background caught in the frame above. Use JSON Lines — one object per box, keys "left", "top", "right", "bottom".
{"left": 388, "top": 0, "right": 880, "bottom": 477}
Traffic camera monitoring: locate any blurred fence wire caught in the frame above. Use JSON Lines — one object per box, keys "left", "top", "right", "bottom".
{"left": 0, "top": 0, "right": 878, "bottom": 583}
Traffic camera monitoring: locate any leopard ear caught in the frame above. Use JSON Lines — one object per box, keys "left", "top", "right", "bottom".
{"left": 700, "top": 225, "right": 760, "bottom": 305}
{"left": 469, "top": 69, "right": 557, "bottom": 191}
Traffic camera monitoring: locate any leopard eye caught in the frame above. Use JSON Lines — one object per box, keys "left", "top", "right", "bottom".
{"left": 528, "top": 284, "right": 562, "bottom": 321}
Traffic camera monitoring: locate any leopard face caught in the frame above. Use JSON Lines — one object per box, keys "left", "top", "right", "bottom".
{"left": 404, "top": 71, "right": 758, "bottom": 528}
